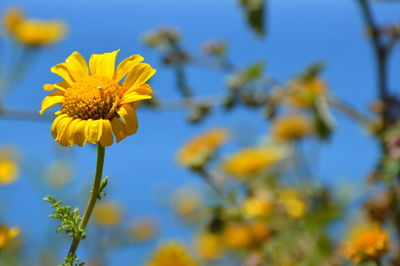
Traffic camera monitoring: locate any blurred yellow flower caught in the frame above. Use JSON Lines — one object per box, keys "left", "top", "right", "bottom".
{"left": 172, "top": 188, "right": 202, "bottom": 222}
{"left": 0, "top": 225, "right": 19, "bottom": 248}
{"left": 278, "top": 189, "right": 307, "bottom": 218}
{"left": 194, "top": 232, "right": 223, "bottom": 261}
{"left": 248, "top": 220, "right": 270, "bottom": 246}
{"left": 223, "top": 146, "right": 287, "bottom": 179}
{"left": 40, "top": 50, "right": 155, "bottom": 147}
{"left": 3, "top": 7, "right": 66, "bottom": 46}
{"left": 343, "top": 224, "right": 390, "bottom": 263}
{"left": 222, "top": 222, "right": 252, "bottom": 249}
{"left": 129, "top": 217, "right": 158, "bottom": 242}
{"left": 43, "top": 159, "right": 74, "bottom": 188}
{"left": 93, "top": 201, "right": 123, "bottom": 227}
{"left": 0, "top": 149, "right": 18, "bottom": 185}
{"left": 283, "top": 78, "right": 327, "bottom": 108}
{"left": 177, "top": 128, "right": 228, "bottom": 170}
{"left": 242, "top": 196, "right": 273, "bottom": 218}
{"left": 146, "top": 241, "right": 199, "bottom": 266}
{"left": 272, "top": 114, "right": 313, "bottom": 142}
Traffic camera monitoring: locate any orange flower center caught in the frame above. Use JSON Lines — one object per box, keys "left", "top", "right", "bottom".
{"left": 62, "top": 75, "right": 123, "bottom": 120}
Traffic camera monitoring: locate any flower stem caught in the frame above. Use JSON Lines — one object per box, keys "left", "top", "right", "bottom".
{"left": 67, "top": 144, "right": 106, "bottom": 262}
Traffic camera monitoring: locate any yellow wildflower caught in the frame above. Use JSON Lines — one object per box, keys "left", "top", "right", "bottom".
{"left": 43, "top": 159, "right": 74, "bottom": 188}
{"left": 129, "top": 217, "right": 158, "bottom": 242}
{"left": 93, "top": 201, "right": 123, "bottom": 227}
{"left": 0, "top": 148, "right": 18, "bottom": 185}
{"left": 194, "top": 232, "right": 223, "bottom": 261}
{"left": 278, "top": 189, "right": 307, "bottom": 218}
{"left": 172, "top": 188, "right": 202, "bottom": 222}
{"left": 3, "top": 7, "right": 66, "bottom": 46}
{"left": 242, "top": 196, "right": 273, "bottom": 218}
{"left": 40, "top": 50, "right": 155, "bottom": 147}
{"left": 343, "top": 224, "right": 390, "bottom": 263}
{"left": 0, "top": 225, "right": 19, "bottom": 248}
{"left": 146, "top": 241, "right": 199, "bottom": 266}
{"left": 248, "top": 220, "right": 270, "bottom": 246}
{"left": 272, "top": 114, "right": 313, "bottom": 142}
{"left": 223, "top": 146, "right": 286, "bottom": 179}
{"left": 283, "top": 78, "right": 327, "bottom": 108}
{"left": 222, "top": 222, "right": 252, "bottom": 249}
{"left": 177, "top": 128, "right": 228, "bottom": 170}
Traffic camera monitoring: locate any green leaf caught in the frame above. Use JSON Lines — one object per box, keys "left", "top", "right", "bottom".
{"left": 238, "top": 0, "right": 266, "bottom": 37}
{"left": 312, "top": 97, "right": 335, "bottom": 140}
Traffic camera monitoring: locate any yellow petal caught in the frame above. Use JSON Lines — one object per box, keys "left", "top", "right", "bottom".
{"left": 65, "top": 119, "right": 80, "bottom": 147}
{"left": 73, "top": 120, "right": 87, "bottom": 146}
{"left": 64, "top": 51, "right": 89, "bottom": 80}
{"left": 121, "top": 84, "right": 153, "bottom": 104}
{"left": 50, "top": 63, "right": 75, "bottom": 85}
{"left": 51, "top": 114, "right": 68, "bottom": 138}
{"left": 43, "top": 80, "right": 69, "bottom": 92}
{"left": 84, "top": 119, "right": 103, "bottom": 144}
{"left": 100, "top": 120, "right": 113, "bottom": 146}
{"left": 123, "top": 63, "right": 156, "bottom": 91}
{"left": 55, "top": 116, "right": 73, "bottom": 146}
{"left": 111, "top": 117, "right": 127, "bottom": 142}
{"left": 89, "top": 50, "right": 119, "bottom": 78}
{"left": 40, "top": 91, "right": 64, "bottom": 114}
{"left": 117, "top": 104, "right": 138, "bottom": 135}
{"left": 114, "top": 54, "right": 144, "bottom": 82}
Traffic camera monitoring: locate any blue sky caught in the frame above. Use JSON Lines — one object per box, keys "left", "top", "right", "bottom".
{"left": 0, "top": 0, "right": 399, "bottom": 265}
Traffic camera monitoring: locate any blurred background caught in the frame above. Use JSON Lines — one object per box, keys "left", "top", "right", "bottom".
{"left": 0, "top": 0, "right": 400, "bottom": 265}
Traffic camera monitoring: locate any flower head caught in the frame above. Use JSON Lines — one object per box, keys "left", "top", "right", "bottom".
{"left": 283, "top": 77, "right": 327, "bottom": 108}
{"left": 40, "top": 50, "right": 155, "bottom": 147}
{"left": 343, "top": 224, "right": 390, "bottom": 263}
{"left": 242, "top": 196, "right": 273, "bottom": 219}
{"left": 172, "top": 188, "right": 202, "bottom": 222}
{"left": 194, "top": 232, "right": 223, "bottom": 261}
{"left": 177, "top": 128, "right": 228, "bottom": 170}
{"left": 223, "top": 146, "right": 287, "bottom": 179}
{"left": 3, "top": 7, "right": 66, "bottom": 46}
{"left": 129, "top": 217, "right": 158, "bottom": 242}
{"left": 0, "top": 225, "right": 19, "bottom": 248}
{"left": 272, "top": 114, "right": 313, "bottom": 142}
{"left": 278, "top": 189, "right": 307, "bottom": 218}
{"left": 0, "top": 148, "right": 19, "bottom": 185}
{"left": 146, "top": 241, "right": 199, "bottom": 266}
{"left": 93, "top": 201, "right": 123, "bottom": 227}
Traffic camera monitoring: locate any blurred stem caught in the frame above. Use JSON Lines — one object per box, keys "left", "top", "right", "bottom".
{"left": 357, "top": 0, "right": 389, "bottom": 128}
{"left": 0, "top": 46, "right": 34, "bottom": 100}
{"left": 67, "top": 144, "right": 105, "bottom": 261}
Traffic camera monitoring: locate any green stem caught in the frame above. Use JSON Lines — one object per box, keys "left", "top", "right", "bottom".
{"left": 67, "top": 144, "right": 105, "bottom": 262}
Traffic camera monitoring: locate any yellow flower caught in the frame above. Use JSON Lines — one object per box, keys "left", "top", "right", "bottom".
{"left": 40, "top": 50, "right": 155, "bottom": 147}
{"left": 3, "top": 7, "right": 66, "bottom": 46}
{"left": 272, "top": 114, "right": 313, "bottom": 142}
{"left": 129, "top": 217, "right": 158, "bottom": 242}
{"left": 0, "top": 148, "right": 19, "bottom": 185}
{"left": 343, "top": 224, "right": 390, "bottom": 263}
{"left": 222, "top": 222, "right": 252, "bottom": 249}
{"left": 93, "top": 201, "right": 123, "bottom": 227}
{"left": 223, "top": 146, "right": 287, "bottom": 179}
{"left": 177, "top": 128, "right": 228, "bottom": 170}
{"left": 278, "top": 189, "right": 307, "bottom": 218}
{"left": 0, "top": 225, "right": 19, "bottom": 248}
{"left": 3, "top": 8, "right": 23, "bottom": 32}
{"left": 146, "top": 241, "right": 199, "bottom": 266}
{"left": 172, "top": 188, "right": 202, "bottom": 222}
{"left": 242, "top": 196, "right": 273, "bottom": 218}
{"left": 194, "top": 232, "right": 223, "bottom": 261}
{"left": 283, "top": 78, "right": 327, "bottom": 108}
{"left": 43, "top": 159, "right": 74, "bottom": 188}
